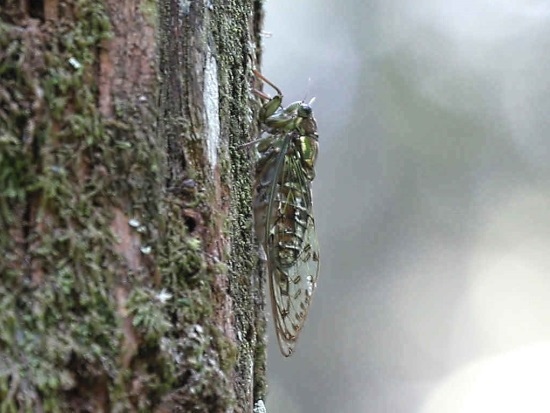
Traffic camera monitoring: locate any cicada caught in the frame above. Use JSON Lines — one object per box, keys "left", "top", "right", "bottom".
{"left": 244, "top": 70, "right": 320, "bottom": 357}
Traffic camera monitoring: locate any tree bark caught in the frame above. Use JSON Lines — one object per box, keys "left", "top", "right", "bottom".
{"left": 0, "top": 1, "right": 265, "bottom": 412}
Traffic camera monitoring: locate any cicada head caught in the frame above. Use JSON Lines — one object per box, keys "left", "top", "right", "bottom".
{"left": 297, "top": 103, "right": 313, "bottom": 119}
{"left": 295, "top": 103, "right": 318, "bottom": 136}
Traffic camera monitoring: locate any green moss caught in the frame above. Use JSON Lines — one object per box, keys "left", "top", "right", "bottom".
{"left": 127, "top": 287, "right": 172, "bottom": 341}
{"left": 208, "top": 0, "right": 269, "bottom": 406}
{"left": 0, "top": 25, "right": 36, "bottom": 235}
{"left": 2, "top": 0, "right": 264, "bottom": 410}
{"left": 151, "top": 192, "right": 239, "bottom": 410}
{"left": 140, "top": 0, "right": 159, "bottom": 26}
{"left": 0, "top": 2, "right": 163, "bottom": 411}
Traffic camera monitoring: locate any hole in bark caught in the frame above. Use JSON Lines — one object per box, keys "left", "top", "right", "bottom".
{"left": 184, "top": 215, "right": 196, "bottom": 233}
{"left": 182, "top": 209, "right": 202, "bottom": 234}
{"left": 28, "top": 0, "right": 44, "bottom": 20}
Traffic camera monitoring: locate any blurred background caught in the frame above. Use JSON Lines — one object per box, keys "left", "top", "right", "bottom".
{"left": 260, "top": 0, "right": 550, "bottom": 412}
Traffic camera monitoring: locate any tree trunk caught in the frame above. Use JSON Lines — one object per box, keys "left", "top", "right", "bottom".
{"left": 0, "top": 1, "right": 266, "bottom": 412}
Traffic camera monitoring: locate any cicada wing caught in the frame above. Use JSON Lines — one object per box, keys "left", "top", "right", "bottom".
{"left": 252, "top": 133, "right": 288, "bottom": 250}
{"left": 263, "top": 140, "right": 320, "bottom": 356}
{"left": 267, "top": 217, "right": 320, "bottom": 356}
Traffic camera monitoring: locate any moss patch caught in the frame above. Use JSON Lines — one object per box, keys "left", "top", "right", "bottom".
{"left": 0, "top": 2, "right": 171, "bottom": 411}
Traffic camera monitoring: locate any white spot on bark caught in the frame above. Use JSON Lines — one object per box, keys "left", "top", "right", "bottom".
{"left": 156, "top": 289, "right": 172, "bottom": 303}
{"left": 68, "top": 57, "right": 81, "bottom": 69}
{"left": 204, "top": 48, "right": 220, "bottom": 170}
{"left": 179, "top": 0, "right": 190, "bottom": 17}
{"left": 128, "top": 218, "right": 140, "bottom": 228}
{"left": 253, "top": 400, "right": 267, "bottom": 413}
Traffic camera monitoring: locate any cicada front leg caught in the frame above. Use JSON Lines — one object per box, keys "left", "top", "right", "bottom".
{"left": 253, "top": 69, "right": 284, "bottom": 121}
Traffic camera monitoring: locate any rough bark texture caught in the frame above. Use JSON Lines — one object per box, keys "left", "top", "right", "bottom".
{"left": 0, "top": 0, "right": 265, "bottom": 412}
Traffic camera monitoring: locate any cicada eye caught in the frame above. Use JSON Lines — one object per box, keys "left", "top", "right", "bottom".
{"left": 297, "top": 103, "right": 312, "bottom": 118}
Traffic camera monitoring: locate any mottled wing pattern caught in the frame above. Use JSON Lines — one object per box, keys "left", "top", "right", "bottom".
{"left": 263, "top": 134, "right": 320, "bottom": 356}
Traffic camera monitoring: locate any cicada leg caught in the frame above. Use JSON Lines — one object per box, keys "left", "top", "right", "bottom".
{"left": 253, "top": 69, "right": 283, "bottom": 96}
{"left": 252, "top": 69, "right": 285, "bottom": 121}
{"left": 252, "top": 88, "right": 272, "bottom": 102}
{"left": 237, "top": 134, "right": 273, "bottom": 150}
